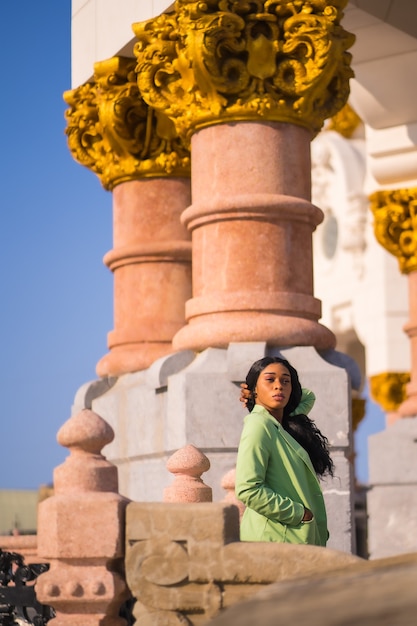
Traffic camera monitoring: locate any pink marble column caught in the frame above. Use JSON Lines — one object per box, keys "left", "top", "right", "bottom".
{"left": 173, "top": 122, "right": 336, "bottom": 353}
{"left": 398, "top": 271, "right": 417, "bottom": 417}
{"left": 97, "top": 177, "right": 191, "bottom": 377}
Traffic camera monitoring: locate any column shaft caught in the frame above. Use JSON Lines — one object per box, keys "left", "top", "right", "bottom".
{"left": 97, "top": 178, "right": 191, "bottom": 377}
{"left": 399, "top": 271, "right": 417, "bottom": 416}
{"left": 173, "top": 122, "right": 335, "bottom": 352}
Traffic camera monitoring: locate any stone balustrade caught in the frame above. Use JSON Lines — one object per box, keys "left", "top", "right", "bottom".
{"left": 0, "top": 534, "right": 38, "bottom": 564}
{"left": 33, "top": 427, "right": 358, "bottom": 625}
{"left": 35, "top": 409, "right": 131, "bottom": 626}
{"left": 125, "top": 444, "right": 359, "bottom": 624}
{"left": 125, "top": 501, "right": 360, "bottom": 625}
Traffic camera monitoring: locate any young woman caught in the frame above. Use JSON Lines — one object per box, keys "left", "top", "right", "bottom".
{"left": 235, "top": 356, "right": 334, "bottom": 546}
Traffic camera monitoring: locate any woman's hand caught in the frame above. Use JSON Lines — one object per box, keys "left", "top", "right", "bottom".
{"left": 240, "top": 383, "right": 251, "bottom": 407}
{"left": 302, "top": 507, "right": 314, "bottom": 522}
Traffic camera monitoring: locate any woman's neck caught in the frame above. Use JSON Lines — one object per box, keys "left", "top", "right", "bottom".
{"left": 256, "top": 403, "right": 284, "bottom": 424}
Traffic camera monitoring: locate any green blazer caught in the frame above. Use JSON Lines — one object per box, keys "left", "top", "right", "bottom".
{"left": 235, "top": 403, "right": 328, "bottom": 546}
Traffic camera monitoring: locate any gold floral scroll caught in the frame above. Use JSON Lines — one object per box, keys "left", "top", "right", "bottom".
{"left": 369, "top": 372, "right": 410, "bottom": 413}
{"left": 370, "top": 188, "right": 417, "bottom": 274}
{"left": 327, "top": 102, "right": 362, "bottom": 138}
{"left": 133, "top": 0, "right": 355, "bottom": 141}
{"left": 63, "top": 56, "right": 190, "bottom": 190}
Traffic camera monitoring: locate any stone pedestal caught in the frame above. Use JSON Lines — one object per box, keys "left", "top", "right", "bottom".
{"left": 78, "top": 343, "right": 357, "bottom": 554}
{"left": 367, "top": 417, "right": 417, "bottom": 559}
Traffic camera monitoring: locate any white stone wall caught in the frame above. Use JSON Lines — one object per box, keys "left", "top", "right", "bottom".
{"left": 311, "top": 129, "right": 410, "bottom": 380}
{"left": 71, "top": 0, "right": 173, "bottom": 86}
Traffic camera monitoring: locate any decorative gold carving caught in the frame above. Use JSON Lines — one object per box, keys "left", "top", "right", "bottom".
{"left": 327, "top": 102, "right": 361, "bottom": 138}
{"left": 369, "top": 372, "right": 410, "bottom": 413}
{"left": 370, "top": 188, "right": 417, "bottom": 274}
{"left": 133, "top": 1, "right": 355, "bottom": 141}
{"left": 63, "top": 56, "right": 190, "bottom": 190}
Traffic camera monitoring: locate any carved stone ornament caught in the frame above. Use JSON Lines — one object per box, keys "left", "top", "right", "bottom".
{"left": 369, "top": 372, "right": 410, "bottom": 413}
{"left": 370, "top": 188, "right": 417, "bottom": 274}
{"left": 133, "top": 0, "right": 355, "bottom": 141}
{"left": 326, "top": 101, "right": 361, "bottom": 138}
{"left": 63, "top": 56, "right": 190, "bottom": 190}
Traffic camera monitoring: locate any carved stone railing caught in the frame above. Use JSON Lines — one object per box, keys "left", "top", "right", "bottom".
{"left": 125, "top": 501, "right": 360, "bottom": 625}
{"left": 0, "top": 535, "right": 38, "bottom": 564}
{"left": 124, "top": 442, "right": 360, "bottom": 623}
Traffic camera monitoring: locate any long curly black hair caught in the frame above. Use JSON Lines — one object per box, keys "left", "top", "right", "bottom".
{"left": 245, "top": 356, "right": 334, "bottom": 478}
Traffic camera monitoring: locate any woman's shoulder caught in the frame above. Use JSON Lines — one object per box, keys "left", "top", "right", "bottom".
{"left": 244, "top": 406, "right": 277, "bottom": 430}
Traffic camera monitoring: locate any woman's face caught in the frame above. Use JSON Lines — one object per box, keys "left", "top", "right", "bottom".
{"left": 254, "top": 362, "right": 292, "bottom": 420}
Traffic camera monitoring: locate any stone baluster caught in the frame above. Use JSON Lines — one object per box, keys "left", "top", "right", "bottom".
{"left": 35, "top": 409, "right": 130, "bottom": 626}
{"left": 163, "top": 444, "right": 212, "bottom": 503}
{"left": 63, "top": 56, "right": 191, "bottom": 377}
{"left": 133, "top": 0, "right": 355, "bottom": 353}
{"left": 221, "top": 467, "right": 245, "bottom": 521}
{"left": 370, "top": 188, "right": 417, "bottom": 419}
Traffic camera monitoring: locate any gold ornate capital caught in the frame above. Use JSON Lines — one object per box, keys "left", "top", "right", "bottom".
{"left": 370, "top": 188, "right": 417, "bottom": 274}
{"left": 63, "top": 56, "right": 190, "bottom": 190}
{"left": 327, "top": 102, "right": 361, "bottom": 138}
{"left": 133, "top": 0, "right": 355, "bottom": 141}
{"left": 369, "top": 372, "right": 410, "bottom": 413}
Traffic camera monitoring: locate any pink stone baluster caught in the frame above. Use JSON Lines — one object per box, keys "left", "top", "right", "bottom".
{"left": 163, "top": 444, "right": 212, "bottom": 503}
{"left": 36, "top": 409, "right": 130, "bottom": 626}
{"left": 221, "top": 467, "right": 246, "bottom": 521}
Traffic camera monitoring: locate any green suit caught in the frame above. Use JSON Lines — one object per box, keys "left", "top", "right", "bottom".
{"left": 235, "top": 396, "right": 328, "bottom": 546}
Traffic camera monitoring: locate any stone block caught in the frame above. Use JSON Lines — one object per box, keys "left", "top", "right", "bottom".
{"left": 206, "top": 553, "right": 417, "bottom": 626}
{"left": 280, "top": 346, "right": 353, "bottom": 447}
{"left": 226, "top": 342, "right": 268, "bottom": 381}
{"left": 146, "top": 350, "right": 196, "bottom": 389}
{"left": 367, "top": 417, "right": 417, "bottom": 558}
{"left": 37, "top": 493, "right": 126, "bottom": 559}
{"left": 126, "top": 502, "right": 240, "bottom": 547}
{"left": 367, "top": 485, "right": 417, "bottom": 558}
{"left": 368, "top": 417, "right": 417, "bottom": 484}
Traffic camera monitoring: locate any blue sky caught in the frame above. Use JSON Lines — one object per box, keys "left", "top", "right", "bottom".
{"left": 0, "top": 1, "right": 384, "bottom": 491}
{"left": 1, "top": 1, "right": 112, "bottom": 489}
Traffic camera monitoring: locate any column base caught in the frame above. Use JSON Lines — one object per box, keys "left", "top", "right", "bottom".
{"left": 96, "top": 343, "right": 176, "bottom": 378}
{"left": 397, "top": 378, "right": 417, "bottom": 417}
{"left": 172, "top": 313, "right": 336, "bottom": 352}
{"left": 397, "top": 396, "right": 417, "bottom": 418}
